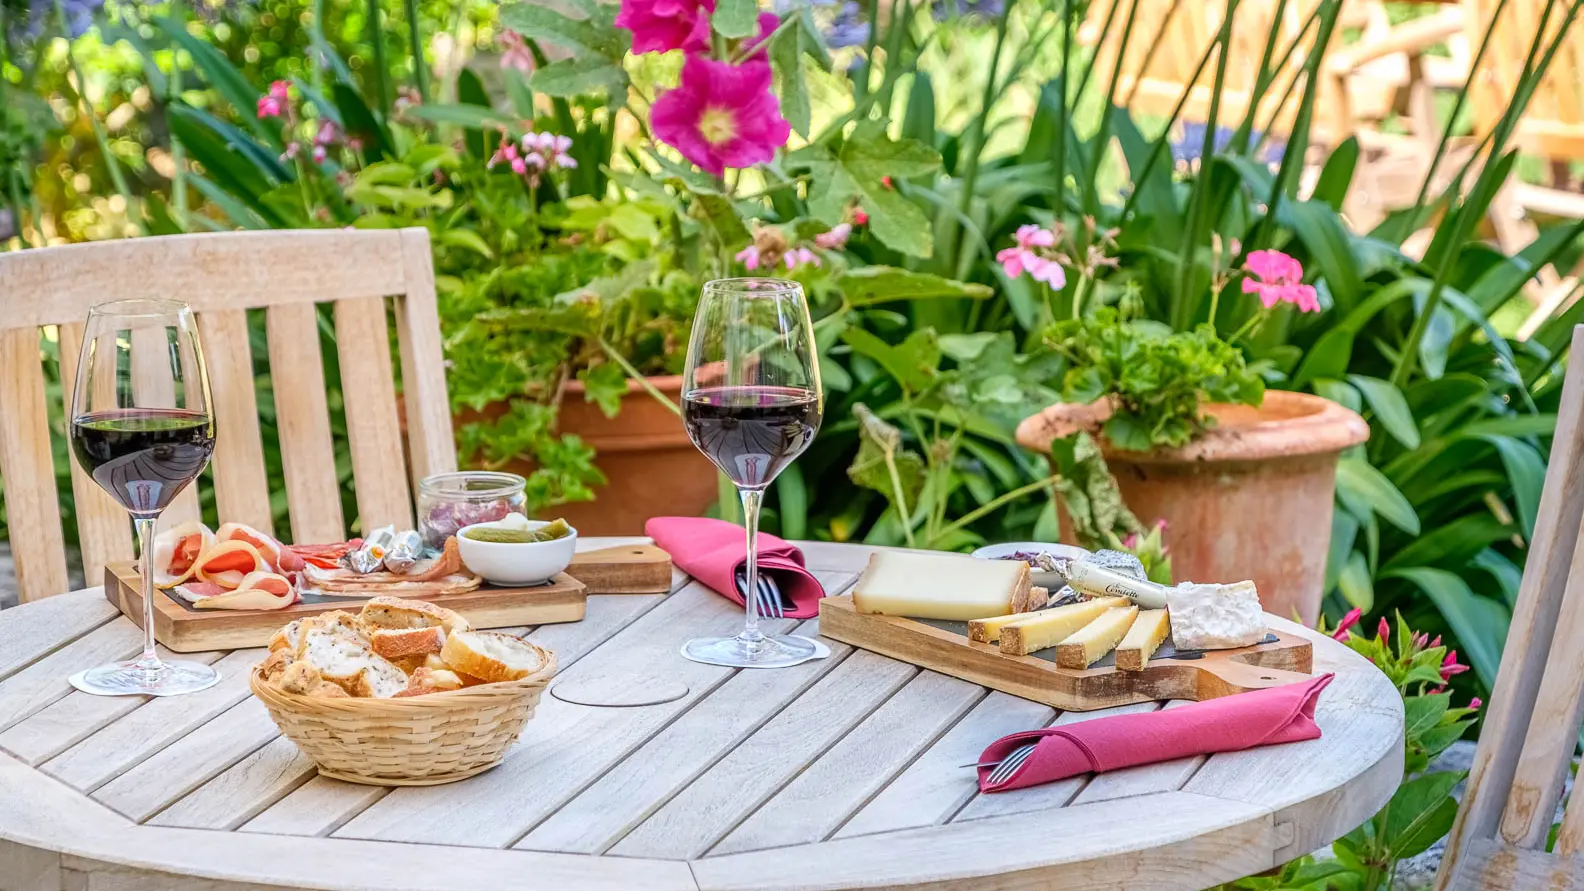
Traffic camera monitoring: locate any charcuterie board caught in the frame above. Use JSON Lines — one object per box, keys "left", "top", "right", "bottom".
{"left": 817, "top": 595, "right": 1312, "bottom": 712}
{"left": 104, "top": 544, "right": 672, "bottom": 652}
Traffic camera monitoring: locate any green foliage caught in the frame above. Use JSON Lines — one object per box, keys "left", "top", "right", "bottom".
{"left": 1042, "top": 309, "right": 1265, "bottom": 451}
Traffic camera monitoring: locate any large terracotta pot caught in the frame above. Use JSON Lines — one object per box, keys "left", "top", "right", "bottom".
{"left": 460, "top": 375, "right": 716, "bottom": 535}
{"left": 1015, "top": 391, "right": 1370, "bottom": 624}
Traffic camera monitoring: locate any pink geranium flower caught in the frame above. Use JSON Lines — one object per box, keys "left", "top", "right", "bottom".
{"left": 995, "top": 224, "right": 1065, "bottom": 288}
{"left": 815, "top": 223, "right": 852, "bottom": 250}
{"left": 1242, "top": 249, "right": 1320, "bottom": 313}
{"left": 651, "top": 56, "right": 791, "bottom": 177}
{"left": 257, "top": 81, "right": 290, "bottom": 119}
{"left": 616, "top": 0, "right": 714, "bottom": 54}
{"left": 736, "top": 244, "right": 761, "bottom": 270}
{"left": 500, "top": 29, "right": 535, "bottom": 73}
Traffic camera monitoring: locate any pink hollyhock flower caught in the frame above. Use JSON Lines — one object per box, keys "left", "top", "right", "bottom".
{"left": 616, "top": 0, "right": 714, "bottom": 54}
{"left": 500, "top": 29, "right": 535, "bottom": 73}
{"left": 1469, "top": 697, "right": 1482, "bottom": 710}
{"left": 257, "top": 81, "right": 290, "bottom": 119}
{"left": 1332, "top": 608, "right": 1362, "bottom": 641}
{"left": 736, "top": 245, "right": 761, "bottom": 270}
{"left": 1242, "top": 249, "right": 1320, "bottom": 313}
{"left": 1441, "top": 650, "right": 1470, "bottom": 681}
{"left": 815, "top": 223, "right": 852, "bottom": 250}
{"left": 651, "top": 56, "right": 791, "bottom": 177}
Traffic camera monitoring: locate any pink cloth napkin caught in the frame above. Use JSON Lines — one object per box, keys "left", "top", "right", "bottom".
{"left": 645, "top": 517, "right": 826, "bottom": 619}
{"left": 978, "top": 673, "right": 1334, "bottom": 792}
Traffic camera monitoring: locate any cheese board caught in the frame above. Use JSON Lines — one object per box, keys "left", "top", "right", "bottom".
{"left": 104, "top": 543, "right": 673, "bottom": 652}
{"left": 817, "top": 594, "right": 1313, "bottom": 711}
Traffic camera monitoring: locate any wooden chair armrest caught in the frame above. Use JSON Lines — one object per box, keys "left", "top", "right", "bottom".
{"left": 1324, "top": 8, "right": 1465, "bottom": 73}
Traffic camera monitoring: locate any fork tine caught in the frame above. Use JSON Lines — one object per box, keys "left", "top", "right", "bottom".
{"left": 760, "top": 577, "right": 784, "bottom": 618}
{"left": 987, "top": 743, "right": 1036, "bottom": 786}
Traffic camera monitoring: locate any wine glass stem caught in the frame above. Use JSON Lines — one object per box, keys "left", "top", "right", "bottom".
{"left": 133, "top": 516, "right": 163, "bottom": 673}
{"left": 739, "top": 487, "right": 765, "bottom": 646}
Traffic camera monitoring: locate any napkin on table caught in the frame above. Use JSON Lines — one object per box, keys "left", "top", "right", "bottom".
{"left": 645, "top": 516, "right": 826, "bottom": 619}
{"left": 978, "top": 673, "right": 1334, "bottom": 793}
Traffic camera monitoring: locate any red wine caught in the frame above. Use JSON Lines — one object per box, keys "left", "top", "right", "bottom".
{"left": 684, "top": 386, "right": 821, "bottom": 489}
{"left": 70, "top": 409, "right": 215, "bottom": 515}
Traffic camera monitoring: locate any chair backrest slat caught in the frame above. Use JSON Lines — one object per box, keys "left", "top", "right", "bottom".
{"left": 1436, "top": 326, "right": 1584, "bottom": 890}
{"left": 264, "top": 301, "right": 345, "bottom": 545}
{"left": 56, "top": 321, "right": 133, "bottom": 585}
{"left": 0, "top": 328, "right": 69, "bottom": 603}
{"left": 197, "top": 309, "right": 274, "bottom": 534}
{"left": 333, "top": 295, "right": 415, "bottom": 532}
{"left": 0, "top": 229, "right": 452, "bottom": 600}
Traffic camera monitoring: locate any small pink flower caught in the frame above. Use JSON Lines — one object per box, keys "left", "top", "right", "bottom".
{"left": 1332, "top": 608, "right": 1362, "bottom": 641}
{"left": 651, "top": 56, "right": 791, "bottom": 177}
{"left": 1013, "top": 224, "right": 1056, "bottom": 249}
{"left": 1028, "top": 255, "right": 1067, "bottom": 288}
{"left": 1441, "top": 650, "right": 1470, "bottom": 681}
{"left": 853, "top": 207, "right": 869, "bottom": 226}
{"left": 815, "top": 223, "right": 852, "bottom": 250}
{"left": 280, "top": 141, "right": 301, "bottom": 162}
{"left": 510, "top": 157, "right": 528, "bottom": 175}
{"left": 500, "top": 29, "right": 535, "bottom": 73}
{"left": 736, "top": 245, "right": 761, "bottom": 270}
{"left": 314, "top": 120, "right": 340, "bottom": 146}
{"left": 784, "top": 247, "right": 819, "bottom": 269}
{"left": 1242, "top": 249, "right": 1320, "bottom": 313}
{"left": 1430, "top": 635, "right": 1441, "bottom": 648}
{"left": 616, "top": 0, "right": 714, "bottom": 54}
{"left": 1469, "top": 697, "right": 1482, "bottom": 710}
{"left": 996, "top": 246, "right": 1032, "bottom": 278}
{"left": 312, "top": 145, "right": 327, "bottom": 164}
{"left": 1377, "top": 617, "right": 1390, "bottom": 642}
{"left": 257, "top": 80, "right": 290, "bottom": 119}
{"left": 1413, "top": 632, "right": 1429, "bottom": 651}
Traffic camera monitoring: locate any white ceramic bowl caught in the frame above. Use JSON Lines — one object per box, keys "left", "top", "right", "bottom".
{"left": 456, "top": 520, "right": 578, "bottom": 587}
{"left": 971, "top": 541, "right": 1089, "bottom": 589}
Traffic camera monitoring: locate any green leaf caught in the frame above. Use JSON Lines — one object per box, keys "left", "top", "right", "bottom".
{"left": 837, "top": 267, "right": 993, "bottom": 305}
{"left": 154, "top": 16, "right": 274, "bottom": 144}
{"left": 1338, "top": 550, "right": 1373, "bottom": 612}
{"left": 1347, "top": 375, "right": 1420, "bottom": 449}
{"left": 691, "top": 193, "right": 750, "bottom": 247}
{"left": 1386, "top": 513, "right": 1515, "bottom": 574}
{"left": 404, "top": 103, "right": 514, "bottom": 129}
{"left": 530, "top": 58, "right": 630, "bottom": 101}
{"left": 576, "top": 362, "right": 628, "bottom": 418}
{"left": 1312, "top": 136, "right": 1358, "bottom": 209}
{"left": 840, "top": 327, "right": 940, "bottom": 393}
{"left": 1472, "top": 548, "right": 1523, "bottom": 608}
{"left": 1383, "top": 567, "right": 1509, "bottom": 687}
{"left": 1336, "top": 457, "right": 1420, "bottom": 535}
{"left": 712, "top": 0, "right": 759, "bottom": 39}
{"left": 1403, "top": 692, "right": 1451, "bottom": 739}
{"left": 434, "top": 228, "right": 494, "bottom": 259}
{"left": 1380, "top": 771, "right": 1462, "bottom": 860}
{"left": 848, "top": 403, "right": 926, "bottom": 515}
{"left": 1278, "top": 200, "right": 1364, "bottom": 309}
{"left": 500, "top": 2, "right": 626, "bottom": 59}
{"left": 939, "top": 332, "right": 998, "bottom": 363}
{"left": 1480, "top": 434, "right": 1545, "bottom": 542}
{"left": 770, "top": 22, "right": 810, "bottom": 138}
{"left": 793, "top": 131, "right": 942, "bottom": 258}
{"left": 776, "top": 462, "right": 808, "bottom": 540}
{"left": 333, "top": 83, "right": 393, "bottom": 160}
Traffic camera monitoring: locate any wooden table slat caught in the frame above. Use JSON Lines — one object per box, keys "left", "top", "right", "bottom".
{"left": 237, "top": 775, "right": 388, "bottom": 838}
{"left": 0, "top": 620, "right": 145, "bottom": 734}
{"left": 151, "top": 736, "right": 315, "bottom": 830}
{"left": 0, "top": 590, "right": 117, "bottom": 681}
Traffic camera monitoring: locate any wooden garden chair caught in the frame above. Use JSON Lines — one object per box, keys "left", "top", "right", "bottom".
{"left": 0, "top": 228, "right": 456, "bottom": 605}
{"left": 1432, "top": 324, "right": 1584, "bottom": 890}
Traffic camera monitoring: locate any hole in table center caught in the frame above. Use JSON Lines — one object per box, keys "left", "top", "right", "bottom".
{"left": 551, "top": 673, "right": 690, "bottom": 708}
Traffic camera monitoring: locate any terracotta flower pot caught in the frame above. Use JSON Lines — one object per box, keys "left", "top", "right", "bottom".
{"left": 455, "top": 375, "right": 716, "bottom": 536}
{"left": 1015, "top": 391, "right": 1370, "bottom": 624}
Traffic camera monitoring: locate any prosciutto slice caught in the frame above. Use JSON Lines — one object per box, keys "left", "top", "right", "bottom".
{"left": 153, "top": 521, "right": 216, "bottom": 588}
{"left": 187, "top": 571, "right": 298, "bottom": 611}
{"left": 216, "top": 523, "right": 304, "bottom": 573}
{"left": 194, "top": 540, "right": 269, "bottom": 588}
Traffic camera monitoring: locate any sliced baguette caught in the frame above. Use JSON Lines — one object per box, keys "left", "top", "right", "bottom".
{"left": 1055, "top": 606, "right": 1140, "bottom": 669}
{"left": 441, "top": 630, "right": 548, "bottom": 683}
{"left": 258, "top": 648, "right": 293, "bottom": 683}
{"left": 371, "top": 626, "right": 447, "bottom": 661}
{"left": 269, "top": 620, "right": 303, "bottom": 654}
{"left": 359, "top": 596, "right": 469, "bottom": 634}
{"left": 395, "top": 667, "right": 465, "bottom": 697}
{"left": 347, "top": 658, "right": 411, "bottom": 699}
{"left": 1115, "top": 608, "right": 1171, "bottom": 671}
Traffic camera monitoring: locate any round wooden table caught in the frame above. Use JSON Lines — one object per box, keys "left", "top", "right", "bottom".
{"left": 0, "top": 539, "right": 1403, "bottom": 891}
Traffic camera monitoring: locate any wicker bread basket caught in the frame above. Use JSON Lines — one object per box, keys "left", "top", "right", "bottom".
{"left": 250, "top": 646, "right": 556, "bottom": 786}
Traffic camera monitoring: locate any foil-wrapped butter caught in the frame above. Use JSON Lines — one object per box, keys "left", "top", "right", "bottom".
{"left": 382, "top": 529, "right": 425, "bottom": 574}
{"left": 346, "top": 525, "right": 396, "bottom": 574}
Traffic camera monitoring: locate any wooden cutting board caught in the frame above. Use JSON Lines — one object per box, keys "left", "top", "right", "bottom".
{"left": 817, "top": 595, "right": 1313, "bottom": 712}
{"left": 104, "top": 544, "right": 673, "bottom": 652}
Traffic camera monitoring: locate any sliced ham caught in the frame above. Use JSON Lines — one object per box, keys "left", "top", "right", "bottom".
{"left": 171, "top": 580, "right": 229, "bottom": 603}
{"left": 195, "top": 540, "right": 269, "bottom": 588}
{"left": 153, "top": 521, "right": 216, "bottom": 588}
{"left": 191, "top": 570, "right": 298, "bottom": 611}
{"left": 216, "top": 523, "right": 299, "bottom": 573}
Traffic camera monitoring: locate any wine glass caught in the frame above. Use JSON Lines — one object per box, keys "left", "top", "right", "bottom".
{"left": 680, "top": 278, "right": 823, "bottom": 668}
{"left": 68, "top": 299, "right": 220, "bottom": 697}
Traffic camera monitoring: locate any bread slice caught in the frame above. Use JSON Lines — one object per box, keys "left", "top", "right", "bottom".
{"left": 372, "top": 626, "right": 447, "bottom": 661}
{"left": 440, "top": 631, "right": 547, "bottom": 683}
{"left": 269, "top": 620, "right": 303, "bottom": 654}
{"left": 279, "top": 660, "right": 322, "bottom": 695}
{"left": 294, "top": 612, "right": 406, "bottom": 697}
{"left": 395, "top": 667, "right": 465, "bottom": 697}
{"left": 258, "top": 648, "right": 293, "bottom": 683}
{"left": 347, "top": 658, "right": 410, "bottom": 698}
{"left": 359, "top": 596, "right": 468, "bottom": 634}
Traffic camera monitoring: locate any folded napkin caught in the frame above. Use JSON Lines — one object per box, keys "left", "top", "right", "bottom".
{"left": 978, "top": 673, "right": 1334, "bottom": 793}
{"left": 645, "top": 517, "right": 826, "bottom": 619}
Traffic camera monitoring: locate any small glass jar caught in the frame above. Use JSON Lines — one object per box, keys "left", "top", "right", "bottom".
{"left": 417, "top": 471, "right": 528, "bottom": 548}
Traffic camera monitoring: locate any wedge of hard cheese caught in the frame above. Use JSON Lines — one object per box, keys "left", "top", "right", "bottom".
{"left": 1114, "top": 608, "right": 1170, "bottom": 671}
{"left": 1055, "top": 606, "right": 1140, "bottom": 669}
{"left": 996, "top": 597, "right": 1128, "bottom": 656}
{"left": 852, "top": 552, "right": 1041, "bottom": 621}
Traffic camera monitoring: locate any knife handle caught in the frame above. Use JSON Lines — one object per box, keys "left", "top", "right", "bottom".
{"left": 1063, "top": 561, "right": 1171, "bottom": 610}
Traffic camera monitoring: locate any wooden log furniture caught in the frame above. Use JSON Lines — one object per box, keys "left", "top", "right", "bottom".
{"left": 0, "top": 229, "right": 455, "bottom": 605}
{"left": 0, "top": 539, "right": 1404, "bottom": 891}
{"left": 1433, "top": 326, "right": 1584, "bottom": 890}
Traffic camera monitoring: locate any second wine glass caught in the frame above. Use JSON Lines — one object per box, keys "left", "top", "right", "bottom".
{"left": 680, "top": 278, "right": 823, "bottom": 668}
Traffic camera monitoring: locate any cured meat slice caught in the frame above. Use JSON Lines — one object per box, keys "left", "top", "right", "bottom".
{"left": 216, "top": 523, "right": 302, "bottom": 573}
{"left": 171, "top": 580, "right": 229, "bottom": 603}
{"left": 285, "top": 540, "right": 361, "bottom": 570}
{"left": 152, "top": 521, "right": 216, "bottom": 588}
{"left": 191, "top": 570, "right": 299, "bottom": 611}
{"left": 194, "top": 540, "right": 269, "bottom": 588}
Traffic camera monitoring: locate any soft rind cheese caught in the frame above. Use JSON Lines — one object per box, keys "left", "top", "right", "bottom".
{"left": 852, "top": 552, "right": 1036, "bottom": 621}
{"left": 1114, "top": 608, "right": 1170, "bottom": 670}
{"left": 996, "top": 597, "right": 1128, "bottom": 656}
{"left": 1056, "top": 606, "right": 1139, "bottom": 669}
{"left": 1167, "top": 580, "right": 1267, "bottom": 650}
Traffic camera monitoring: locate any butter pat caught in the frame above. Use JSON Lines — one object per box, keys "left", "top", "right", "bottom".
{"left": 1114, "top": 609, "right": 1170, "bottom": 670}
{"left": 1166, "top": 581, "right": 1267, "bottom": 650}
{"left": 988, "top": 597, "right": 1128, "bottom": 651}
{"left": 852, "top": 551, "right": 1039, "bottom": 621}
{"left": 1055, "top": 606, "right": 1139, "bottom": 669}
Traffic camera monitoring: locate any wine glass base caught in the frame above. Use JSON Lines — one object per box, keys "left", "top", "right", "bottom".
{"left": 69, "top": 659, "right": 221, "bottom": 697}
{"left": 681, "top": 633, "right": 821, "bottom": 668}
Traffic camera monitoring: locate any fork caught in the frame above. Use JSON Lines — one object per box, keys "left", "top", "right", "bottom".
{"left": 737, "top": 570, "right": 785, "bottom": 619}
{"left": 962, "top": 742, "right": 1038, "bottom": 786}
{"left": 759, "top": 573, "right": 797, "bottom": 614}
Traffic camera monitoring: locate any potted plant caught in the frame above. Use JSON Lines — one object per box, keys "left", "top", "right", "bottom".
{"left": 1018, "top": 300, "right": 1369, "bottom": 623}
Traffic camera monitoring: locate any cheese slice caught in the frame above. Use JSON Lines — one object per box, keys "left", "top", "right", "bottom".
{"left": 1114, "top": 608, "right": 1170, "bottom": 671}
{"left": 852, "top": 552, "right": 1037, "bottom": 621}
{"left": 996, "top": 598, "right": 1128, "bottom": 655}
{"left": 1055, "top": 606, "right": 1140, "bottom": 669}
